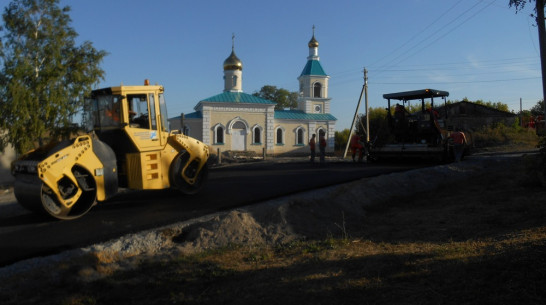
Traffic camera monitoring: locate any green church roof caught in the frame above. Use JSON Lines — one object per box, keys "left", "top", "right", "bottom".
{"left": 200, "top": 91, "right": 276, "bottom": 104}
{"left": 274, "top": 109, "right": 337, "bottom": 121}
{"left": 300, "top": 60, "right": 327, "bottom": 76}
{"left": 183, "top": 112, "right": 203, "bottom": 119}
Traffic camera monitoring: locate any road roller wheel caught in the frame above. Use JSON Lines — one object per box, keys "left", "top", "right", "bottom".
{"left": 42, "top": 169, "right": 97, "bottom": 220}
{"left": 14, "top": 168, "right": 97, "bottom": 220}
{"left": 169, "top": 151, "right": 208, "bottom": 195}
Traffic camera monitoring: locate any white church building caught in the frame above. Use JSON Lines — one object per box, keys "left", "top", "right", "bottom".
{"left": 169, "top": 30, "right": 337, "bottom": 155}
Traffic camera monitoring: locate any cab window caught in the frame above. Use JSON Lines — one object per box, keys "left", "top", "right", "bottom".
{"left": 159, "top": 93, "right": 169, "bottom": 132}
{"left": 95, "top": 95, "right": 122, "bottom": 129}
{"left": 128, "top": 94, "right": 149, "bottom": 129}
{"left": 149, "top": 93, "right": 157, "bottom": 130}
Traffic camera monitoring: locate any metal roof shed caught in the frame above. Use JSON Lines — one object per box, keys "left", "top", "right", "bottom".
{"left": 383, "top": 89, "right": 449, "bottom": 101}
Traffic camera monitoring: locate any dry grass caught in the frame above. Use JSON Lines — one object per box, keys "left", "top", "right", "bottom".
{"left": 2, "top": 154, "right": 545, "bottom": 305}
{"left": 472, "top": 124, "right": 539, "bottom": 151}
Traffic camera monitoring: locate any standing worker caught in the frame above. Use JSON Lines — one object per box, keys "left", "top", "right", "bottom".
{"left": 319, "top": 133, "right": 327, "bottom": 164}
{"left": 449, "top": 129, "right": 467, "bottom": 162}
{"left": 350, "top": 133, "right": 364, "bottom": 162}
{"left": 309, "top": 134, "right": 316, "bottom": 163}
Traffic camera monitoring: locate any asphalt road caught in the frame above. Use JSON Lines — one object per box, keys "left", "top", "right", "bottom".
{"left": 0, "top": 159, "right": 424, "bottom": 267}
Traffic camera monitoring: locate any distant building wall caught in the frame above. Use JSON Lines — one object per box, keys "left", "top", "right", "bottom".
{"left": 437, "top": 101, "right": 517, "bottom": 131}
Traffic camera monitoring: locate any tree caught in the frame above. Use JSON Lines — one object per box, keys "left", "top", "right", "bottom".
{"left": 0, "top": 0, "right": 107, "bottom": 154}
{"left": 355, "top": 107, "right": 391, "bottom": 145}
{"left": 253, "top": 85, "right": 298, "bottom": 110}
{"left": 509, "top": 0, "right": 546, "bottom": 116}
{"left": 451, "top": 98, "right": 510, "bottom": 112}
{"left": 531, "top": 99, "right": 545, "bottom": 115}
{"left": 473, "top": 100, "right": 510, "bottom": 112}
{"left": 334, "top": 128, "right": 350, "bottom": 151}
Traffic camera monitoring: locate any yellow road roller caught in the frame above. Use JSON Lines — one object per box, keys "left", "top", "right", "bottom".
{"left": 12, "top": 82, "right": 209, "bottom": 220}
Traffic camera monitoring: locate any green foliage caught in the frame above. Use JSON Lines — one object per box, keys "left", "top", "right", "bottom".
{"left": 475, "top": 100, "right": 510, "bottom": 112}
{"left": 509, "top": 0, "right": 540, "bottom": 16}
{"left": 454, "top": 97, "right": 511, "bottom": 112}
{"left": 512, "top": 117, "right": 522, "bottom": 131}
{"left": 407, "top": 102, "right": 431, "bottom": 113}
{"left": 334, "top": 129, "right": 350, "bottom": 151}
{"left": 0, "top": 0, "right": 107, "bottom": 153}
{"left": 472, "top": 122, "right": 539, "bottom": 149}
{"left": 531, "top": 100, "right": 545, "bottom": 116}
{"left": 355, "top": 107, "right": 392, "bottom": 145}
{"left": 447, "top": 97, "right": 511, "bottom": 112}
{"left": 539, "top": 135, "right": 546, "bottom": 149}
{"left": 252, "top": 85, "right": 298, "bottom": 110}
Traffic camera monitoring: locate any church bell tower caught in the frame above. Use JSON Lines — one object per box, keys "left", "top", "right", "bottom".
{"left": 223, "top": 34, "right": 243, "bottom": 92}
{"left": 297, "top": 26, "right": 331, "bottom": 114}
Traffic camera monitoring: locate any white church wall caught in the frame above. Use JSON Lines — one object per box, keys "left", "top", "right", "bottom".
{"left": 209, "top": 108, "right": 268, "bottom": 153}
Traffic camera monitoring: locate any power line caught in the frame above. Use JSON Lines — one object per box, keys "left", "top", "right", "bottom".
{"left": 368, "top": 0, "right": 464, "bottom": 68}
{"left": 329, "top": 56, "right": 537, "bottom": 77}
{"left": 367, "top": 0, "right": 498, "bottom": 76}
{"left": 327, "top": 57, "right": 539, "bottom": 88}
{"left": 371, "top": 56, "right": 538, "bottom": 71}
{"left": 377, "top": 0, "right": 498, "bottom": 72}
{"left": 371, "top": 76, "right": 540, "bottom": 85}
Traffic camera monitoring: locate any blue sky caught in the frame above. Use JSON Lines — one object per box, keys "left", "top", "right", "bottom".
{"left": 45, "top": 0, "right": 544, "bottom": 130}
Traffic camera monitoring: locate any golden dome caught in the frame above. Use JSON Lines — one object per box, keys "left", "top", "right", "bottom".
{"left": 223, "top": 49, "right": 243, "bottom": 71}
{"left": 308, "top": 35, "right": 319, "bottom": 48}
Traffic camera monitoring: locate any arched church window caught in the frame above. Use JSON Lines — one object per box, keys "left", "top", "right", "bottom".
{"left": 296, "top": 127, "right": 305, "bottom": 145}
{"left": 253, "top": 126, "right": 262, "bottom": 144}
{"left": 232, "top": 75, "right": 238, "bottom": 87}
{"left": 214, "top": 125, "right": 224, "bottom": 144}
{"left": 276, "top": 127, "right": 284, "bottom": 145}
{"left": 317, "top": 128, "right": 325, "bottom": 139}
{"left": 313, "top": 82, "right": 322, "bottom": 98}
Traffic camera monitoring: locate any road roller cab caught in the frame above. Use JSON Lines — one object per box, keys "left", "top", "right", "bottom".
{"left": 12, "top": 82, "right": 210, "bottom": 220}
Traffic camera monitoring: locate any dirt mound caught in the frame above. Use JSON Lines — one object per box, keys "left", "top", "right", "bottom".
{"left": 170, "top": 156, "right": 512, "bottom": 252}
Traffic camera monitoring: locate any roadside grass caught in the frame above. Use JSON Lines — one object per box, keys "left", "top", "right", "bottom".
{"left": 472, "top": 124, "right": 539, "bottom": 152}
{"left": 3, "top": 153, "right": 543, "bottom": 305}
{"left": 58, "top": 227, "right": 546, "bottom": 305}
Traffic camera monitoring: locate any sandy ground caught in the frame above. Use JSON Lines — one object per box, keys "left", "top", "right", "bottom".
{"left": 0, "top": 152, "right": 541, "bottom": 284}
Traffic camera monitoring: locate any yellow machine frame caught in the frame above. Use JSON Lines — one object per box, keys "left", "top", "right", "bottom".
{"left": 12, "top": 82, "right": 209, "bottom": 220}
{"left": 102, "top": 84, "right": 209, "bottom": 190}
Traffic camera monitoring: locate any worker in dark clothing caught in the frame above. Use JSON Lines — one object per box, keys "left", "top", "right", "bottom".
{"left": 309, "top": 134, "right": 316, "bottom": 163}
{"left": 319, "top": 133, "right": 327, "bottom": 164}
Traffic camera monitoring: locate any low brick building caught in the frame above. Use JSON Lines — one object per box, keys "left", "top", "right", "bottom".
{"left": 435, "top": 101, "right": 517, "bottom": 131}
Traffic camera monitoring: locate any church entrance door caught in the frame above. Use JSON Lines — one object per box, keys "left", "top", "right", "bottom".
{"left": 231, "top": 125, "right": 246, "bottom": 151}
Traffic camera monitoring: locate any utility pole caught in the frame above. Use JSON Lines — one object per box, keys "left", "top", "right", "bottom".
{"left": 364, "top": 68, "right": 369, "bottom": 143}
{"left": 343, "top": 69, "right": 367, "bottom": 158}
{"left": 536, "top": 0, "right": 546, "bottom": 121}
{"left": 520, "top": 98, "right": 523, "bottom": 127}
{"left": 180, "top": 113, "right": 185, "bottom": 134}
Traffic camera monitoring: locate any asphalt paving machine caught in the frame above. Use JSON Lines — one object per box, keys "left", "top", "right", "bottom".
{"left": 11, "top": 81, "right": 209, "bottom": 220}
{"left": 368, "top": 89, "right": 469, "bottom": 161}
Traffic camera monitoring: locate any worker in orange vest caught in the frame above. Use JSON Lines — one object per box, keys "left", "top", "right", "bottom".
{"left": 449, "top": 129, "right": 467, "bottom": 162}
{"left": 350, "top": 133, "right": 364, "bottom": 162}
